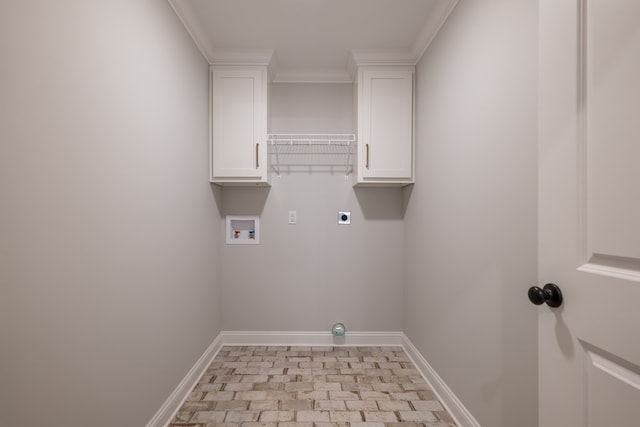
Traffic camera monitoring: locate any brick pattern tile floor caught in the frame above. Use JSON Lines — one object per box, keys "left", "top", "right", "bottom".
{"left": 169, "top": 346, "right": 456, "bottom": 427}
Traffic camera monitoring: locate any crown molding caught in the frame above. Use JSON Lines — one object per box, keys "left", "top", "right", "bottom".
{"left": 347, "top": 49, "right": 417, "bottom": 81}
{"left": 209, "top": 48, "right": 277, "bottom": 81}
{"left": 348, "top": 48, "right": 414, "bottom": 72}
{"left": 349, "top": 48, "right": 417, "bottom": 66}
{"left": 348, "top": 0, "right": 458, "bottom": 80}
{"left": 272, "top": 68, "right": 353, "bottom": 84}
{"left": 411, "top": 0, "right": 460, "bottom": 62}
{"left": 209, "top": 48, "right": 275, "bottom": 66}
{"left": 168, "top": 0, "right": 216, "bottom": 63}
{"left": 209, "top": 48, "right": 275, "bottom": 67}
{"left": 169, "top": 0, "right": 276, "bottom": 77}
{"left": 170, "top": 0, "right": 459, "bottom": 83}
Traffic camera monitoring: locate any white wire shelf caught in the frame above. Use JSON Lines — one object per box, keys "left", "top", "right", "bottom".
{"left": 268, "top": 134, "right": 356, "bottom": 176}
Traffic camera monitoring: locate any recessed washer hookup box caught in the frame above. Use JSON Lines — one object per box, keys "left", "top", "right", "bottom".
{"left": 226, "top": 216, "right": 260, "bottom": 244}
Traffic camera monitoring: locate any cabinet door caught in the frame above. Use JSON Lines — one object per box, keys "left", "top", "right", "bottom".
{"left": 358, "top": 68, "right": 414, "bottom": 183}
{"left": 211, "top": 67, "right": 267, "bottom": 183}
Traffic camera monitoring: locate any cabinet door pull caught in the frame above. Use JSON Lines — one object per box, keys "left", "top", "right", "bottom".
{"left": 256, "top": 143, "right": 260, "bottom": 169}
{"left": 365, "top": 144, "right": 370, "bottom": 169}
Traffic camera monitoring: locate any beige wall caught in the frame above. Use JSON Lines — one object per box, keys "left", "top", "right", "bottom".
{"left": 403, "top": 1, "right": 538, "bottom": 427}
{"left": 0, "top": 1, "right": 222, "bottom": 426}
{"left": 220, "top": 83, "right": 405, "bottom": 332}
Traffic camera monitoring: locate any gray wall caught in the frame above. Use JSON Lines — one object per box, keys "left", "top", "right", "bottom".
{"left": 0, "top": 1, "right": 541, "bottom": 426}
{"left": 221, "top": 83, "right": 405, "bottom": 332}
{"left": 403, "top": 1, "right": 538, "bottom": 427}
{"left": 0, "top": 1, "right": 222, "bottom": 426}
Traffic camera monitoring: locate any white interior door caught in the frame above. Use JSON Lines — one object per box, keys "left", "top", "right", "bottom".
{"left": 539, "top": 1, "right": 640, "bottom": 426}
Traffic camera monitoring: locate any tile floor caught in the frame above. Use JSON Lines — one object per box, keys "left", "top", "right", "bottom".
{"left": 169, "top": 345, "right": 456, "bottom": 427}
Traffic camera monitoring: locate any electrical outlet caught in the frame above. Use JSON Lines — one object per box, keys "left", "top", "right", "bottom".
{"left": 288, "top": 210, "right": 297, "bottom": 225}
{"left": 338, "top": 211, "right": 351, "bottom": 225}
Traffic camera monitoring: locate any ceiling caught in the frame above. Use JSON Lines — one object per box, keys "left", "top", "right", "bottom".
{"left": 169, "top": 0, "right": 458, "bottom": 82}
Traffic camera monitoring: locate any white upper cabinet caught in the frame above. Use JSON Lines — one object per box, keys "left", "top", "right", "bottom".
{"left": 171, "top": 1, "right": 459, "bottom": 186}
{"left": 210, "top": 66, "right": 269, "bottom": 185}
{"left": 355, "top": 67, "right": 414, "bottom": 186}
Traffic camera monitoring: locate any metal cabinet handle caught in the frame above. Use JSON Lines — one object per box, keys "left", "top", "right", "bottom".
{"left": 256, "top": 143, "right": 260, "bottom": 169}
{"left": 365, "top": 144, "right": 370, "bottom": 169}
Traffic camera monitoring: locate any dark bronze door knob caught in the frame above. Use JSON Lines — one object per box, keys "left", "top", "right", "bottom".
{"left": 528, "top": 283, "right": 563, "bottom": 308}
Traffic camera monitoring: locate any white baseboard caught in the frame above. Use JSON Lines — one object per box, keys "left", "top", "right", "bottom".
{"left": 221, "top": 330, "right": 404, "bottom": 346}
{"left": 146, "top": 333, "right": 224, "bottom": 427}
{"left": 147, "top": 331, "right": 479, "bottom": 427}
{"left": 402, "top": 334, "right": 481, "bottom": 427}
